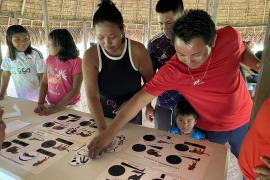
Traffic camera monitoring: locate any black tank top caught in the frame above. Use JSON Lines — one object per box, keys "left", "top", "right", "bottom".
{"left": 97, "top": 38, "right": 141, "bottom": 102}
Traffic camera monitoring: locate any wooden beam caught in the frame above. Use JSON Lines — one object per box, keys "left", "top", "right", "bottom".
{"left": 226, "top": 0, "right": 230, "bottom": 23}
{"left": 205, "top": 0, "right": 209, "bottom": 12}
{"left": 83, "top": 19, "right": 87, "bottom": 51}
{"left": 251, "top": 12, "right": 270, "bottom": 124}
{"left": 262, "top": 0, "right": 267, "bottom": 24}
{"left": 212, "top": 0, "right": 220, "bottom": 24}
{"left": 0, "top": 12, "right": 90, "bottom": 23}
{"left": 194, "top": 0, "right": 199, "bottom": 9}
{"left": 146, "top": 0, "right": 152, "bottom": 46}
{"left": 0, "top": 0, "right": 4, "bottom": 11}
{"left": 121, "top": 0, "right": 124, "bottom": 12}
{"left": 75, "top": 0, "right": 79, "bottom": 19}
{"left": 135, "top": 0, "right": 138, "bottom": 23}
{"left": 60, "top": 0, "right": 64, "bottom": 27}
{"left": 42, "top": 0, "right": 49, "bottom": 45}
{"left": 142, "top": 25, "right": 146, "bottom": 43}
{"left": 91, "top": 0, "right": 95, "bottom": 28}
{"left": 18, "top": 0, "right": 26, "bottom": 25}
{"left": 0, "top": 41, "right": 2, "bottom": 87}
{"left": 10, "top": 12, "right": 18, "bottom": 25}
{"left": 21, "top": 0, "right": 26, "bottom": 16}
{"left": 244, "top": 0, "right": 249, "bottom": 27}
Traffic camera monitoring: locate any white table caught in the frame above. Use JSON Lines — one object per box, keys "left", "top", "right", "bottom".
{"left": 0, "top": 97, "right": 229, "bottom": 180}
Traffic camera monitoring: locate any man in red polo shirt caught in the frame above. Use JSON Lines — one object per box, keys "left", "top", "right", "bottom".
{"left": 87, "top": 9, "right": 260, "bottom": 159}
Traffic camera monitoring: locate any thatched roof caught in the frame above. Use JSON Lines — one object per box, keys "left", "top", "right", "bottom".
{"left": 0, "top": 0, "right": 269, "bottom": 45}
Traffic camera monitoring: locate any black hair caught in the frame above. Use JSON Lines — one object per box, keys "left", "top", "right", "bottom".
{"left": 172, "top": 9, "right": 216, "bottom": 46}
{"left": 6, "top": 25, "right": 32, "bottom": 60}
{"left": 255, "top": 50, "right": 262, "bottom": 60}
{"left": 48, "top": 29, "right": 79, "bottom": 61}
{"left": 93, "top": 0, "right": 124, "bottom": 30}
{"left": 175, "top": 100, "right": 199, "bottom": 120}
{"left": 156, "top": 0, "right": 184, "bottom": 14}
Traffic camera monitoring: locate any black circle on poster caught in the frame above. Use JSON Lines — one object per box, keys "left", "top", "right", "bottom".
{"left": 143, "top": 134, "right": 156, "bottom": 141}
{"left": 79, "top": 121, "right": 91, "bottom": 126}
{"left": 175, "top": 144, "right": 189, "bottom": 151}
{"left": 132, "top": 144, "right": 146, "bottom": 152}
{"left": 42, "top": 122, "right": 55, "bottom": 127}
{"left": 17, "top": 132, "right": 32, "bottom": 139}
{"left": 41, "top": 140, "right": 57, "bottom": 148}
{"left": 2, "top": 141, "right": 12, "bottom": 149}
{"left": 57, "top": 116, "right": 68, "bottom": 120}
{"left": 108, "top": 165, "right": 125, "bottom": 176}
{"left": 166, "top": 155, "right": 182, "bottom": 164}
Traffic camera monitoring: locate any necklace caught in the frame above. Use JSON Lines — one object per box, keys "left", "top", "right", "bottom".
{"left": 187, "top": 55, "right": 212, "bottom": 86}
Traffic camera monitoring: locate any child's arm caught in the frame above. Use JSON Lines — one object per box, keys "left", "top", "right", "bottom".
{"left": 34, "top": 67, "right": 48, "bottom": 114}
{"left": 54, "top": 72, "right": 82, "bottom": 110}
{"left": 37, "top": 73, "right": 44, "bottom": 83}
{"left": 40, "top": 72, "right": 82, "bottom": 115}
{"left": 0, "top": 71, "right": 11, "bottom": 100}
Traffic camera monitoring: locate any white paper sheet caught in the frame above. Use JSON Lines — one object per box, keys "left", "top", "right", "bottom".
{"left": 5, "top": 120, "right": 31, "bottom": 134}
{"left": 2, "top": 104, "right": 22, "bottom": 119}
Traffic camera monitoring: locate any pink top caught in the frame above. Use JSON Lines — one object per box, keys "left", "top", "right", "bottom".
{"left": 143, "top": 26, "right": 252, "bottom": 131}
{"left": 46, "top": 55, "right": 82, "bottom": 105}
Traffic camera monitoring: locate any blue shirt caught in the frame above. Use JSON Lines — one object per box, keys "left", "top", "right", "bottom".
{"left": 169, "top": 127, "right": 205, "bottom": 140}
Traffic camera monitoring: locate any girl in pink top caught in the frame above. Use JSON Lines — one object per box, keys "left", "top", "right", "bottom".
{"left": 34, "top": 29, "right": 82, "bottom": 115}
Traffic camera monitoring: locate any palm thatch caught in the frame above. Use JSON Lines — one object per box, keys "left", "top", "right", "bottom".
{"left": 0, "top": 0, "right": 269, "bottom": 45}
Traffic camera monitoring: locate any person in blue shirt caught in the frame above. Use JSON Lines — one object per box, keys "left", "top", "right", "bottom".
{"left": 169, "top": 100, "right": 204, "bottom": 139}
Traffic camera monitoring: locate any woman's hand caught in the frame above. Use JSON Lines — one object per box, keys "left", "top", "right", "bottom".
{"left": 87, "top": 129, "right": 115, "bottom": 159}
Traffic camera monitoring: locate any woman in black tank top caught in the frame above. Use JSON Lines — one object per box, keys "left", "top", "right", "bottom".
{"left": 83, "top": 1, "right": 154, "bottom": 132}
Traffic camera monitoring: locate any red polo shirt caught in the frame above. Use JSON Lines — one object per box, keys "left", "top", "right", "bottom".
{"left": 143, "top": 26, "right": 252, "bottom": 131}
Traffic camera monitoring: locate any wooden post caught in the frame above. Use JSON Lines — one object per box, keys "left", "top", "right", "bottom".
{"left": 10, "top": 12, "right": 18, "bottom": 25}
{"left": 19, "top": 0, "right": 26, "bottom": 25}
{"left": 42, "top": 0, "right": 49, "bottom": 51}
{"left": 0, "top": 40, "right": 2, "bottom": 86}
{"left": 205, "top": 0, "right": 209, "bottom": 12}
{"left": 0, "top": 0, "right": 3, "bottom": 11}
{"left": 146, "top": 0, "right": 152, "bottom": 46}
{"left": 250, "top": 12, "right": 270, "bottom": 125}
{"left": 83, "top": 20, "right": 87, "bottom": 51}
{"left": 212, "top": 0, "right": 220, "bottom": 24}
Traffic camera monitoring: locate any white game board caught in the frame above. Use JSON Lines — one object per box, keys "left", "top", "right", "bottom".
{"left": 125, "top": 133, "right": 213, "bottom": 180}
{"left": 37, "top": 113, "right": 98, "bottom": 143}
{"left": 0, "top": 129, "right": 82, "bottom": 174}
{"left": 96, "top": 158, "right": 179, "bottom": 180}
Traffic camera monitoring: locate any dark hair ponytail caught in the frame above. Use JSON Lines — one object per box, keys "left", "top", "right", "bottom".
{"left": 93, "top": 0, "right": 124, "bottom": 30}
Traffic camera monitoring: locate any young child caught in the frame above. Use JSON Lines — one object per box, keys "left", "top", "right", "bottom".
{"left": 0, "top": 108, "right": 6, "bottom": 150}
{"left": 169, "top": 100, "right": 205, "bottom": 139}
{"left": 34, "top": 29, "right": 82, "bottom": 115}
{"left": 0, "top": 25, "right": 44, "bottom": 101}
